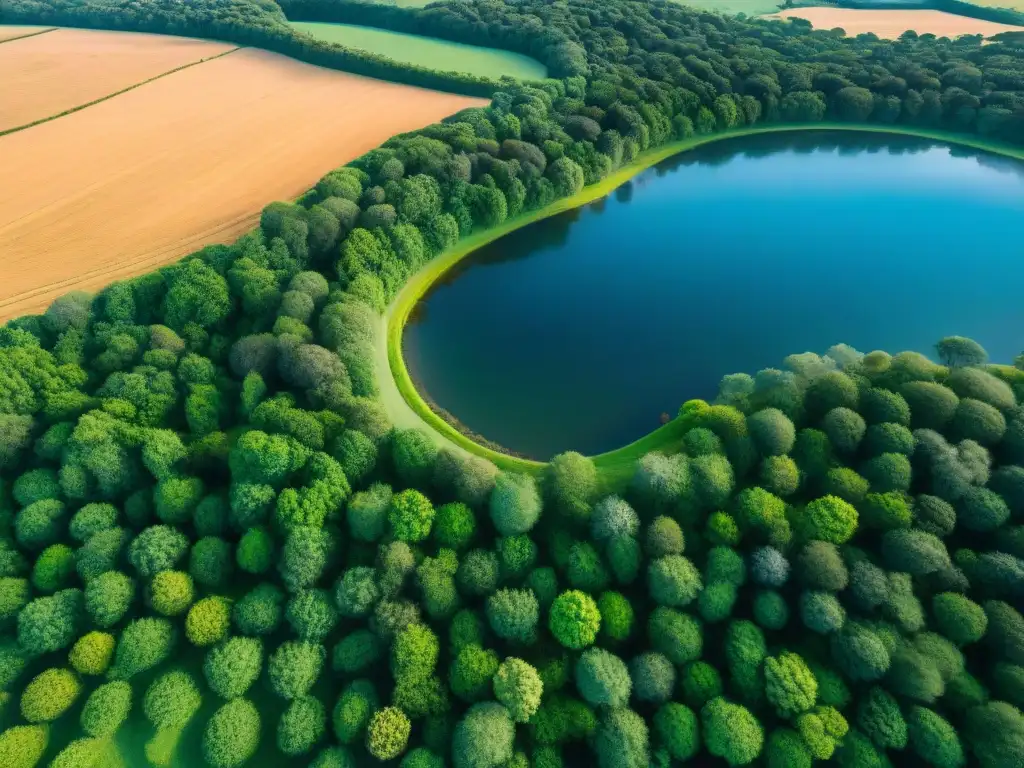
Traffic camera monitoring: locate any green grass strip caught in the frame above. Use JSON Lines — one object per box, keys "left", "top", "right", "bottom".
{"left": 379, "top": 122, "right": 1024, "bottom": 491}
{"left": 0, "top": 45, "right": 240, "bottom": 139}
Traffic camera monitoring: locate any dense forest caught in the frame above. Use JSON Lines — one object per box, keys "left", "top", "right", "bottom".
{"left": 1, "top": 0, "right": 1024, "bottom": 766}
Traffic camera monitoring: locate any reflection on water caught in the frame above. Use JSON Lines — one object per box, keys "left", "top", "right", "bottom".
{"left": 404, "top": 131, "right": 1024, "bottom": 459}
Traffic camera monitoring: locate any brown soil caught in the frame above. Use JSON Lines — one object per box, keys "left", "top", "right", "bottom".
{"left": 0, "top": 45, "right": 486, "bottom": 321}
{"left": 0, "top": 25, "right": 52, "bottom": 42}
{"left": 767, "top": 8, "right": 1024, "bottom": 38}
{"left": 0, "top": 28, "right": 235, "bottom": 132}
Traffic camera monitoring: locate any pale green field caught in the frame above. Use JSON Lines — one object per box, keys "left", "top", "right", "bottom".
{"left": 672, "top": 0, "right": 785, "bottom": 16}
{"left": 290, "top": 21, "right": 547, "bottom": 80}
{"left": 963, "top": 0, "right": 1024, "bottom": 10}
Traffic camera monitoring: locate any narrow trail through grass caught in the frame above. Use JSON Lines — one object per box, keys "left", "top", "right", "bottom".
{"left": 0, "top": 44, "right": 240, "bottom": 139}
{"left": 375, "top": 122, "right": 1024, "bottom": 491}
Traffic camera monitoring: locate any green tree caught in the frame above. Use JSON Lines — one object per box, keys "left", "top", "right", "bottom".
{"left": 21, "top": 667, "right": 81, "bottom": 722}
{"left": 81, "top": 680, "right": 132, "bottom": 737}
{"left": 486, "top": 588, "right": 539, "bottom": 644}
{"left": 203, "top": 698, "right": 261, "bottom": 768}
{"left": 186, "top": 596, "right": 231, "bottom": 647}
{"left": 549, "top": 590, "right": 601, "bottom": 649}
{"left": 493, "top": 657, "right": 543, "bottom": 722}
{"left": 490, "top": 473, "right": 541, "bottom": 535}
{"left": 204, "top": 636, "right": 263, "bottom": 700}
{"left": 389, "top": 489, "right": 435, "bottom": 542}
{"left": 450, "top": 644, "right": 499, "bottom": 702}
{"left": 367, "top": 707, "right": 411, "bottom": 761}
{"left": 857, "top": 686, "right": 907, "bottom": 750}
{"left": 575, "top": 648, "right": 631, "bottom": 708}
{"left": 907, "top": 706, "right": 965, "bottom": 768}
{"left": 109, "top": 617, "right": 177, "bottom": 679}
{"left": 649, "top": 607, "right": 703, "bottom": 665}
{"left": 278, "top": 695, "right": 326, "bottom": 756}
{"left": 453, "top": 702, "right": 515, "bottom": 768}
{"left": 798, "top": 495, "right": 858, "bottom": 544}
{"left": 332, "top": 679, "right": 376, "bottom": 744}
{"left": 269, "top": 641, "right": 324, "bottom": 700}
{"left": 0, "top": 726, "right": 48, "bottom": 768}
{"left": 764, "top": 652, "right": 817, "bottom": 718}
{"left": 593, "top": 708, "right": 649, "bottom": 768}
{"left": 964, "top": 701, "right": 1024, "bottom": 768}
{"left": 653, "top": 702, "right": 698, "bottom": 761}
{"left": 434, "top": 502, "right": 476, "bottom": 550}
{"left": 540, "top": 452, "right": 593, "bottom": 515}
{"left": 701, "top": 698, "right": 763, "bottom": 766}
{"left": 69, "top": 631, "right": 115, "bottom": 676}
{"left": 747, "top": 408, "right": 796, "bottom": 456}
{"left": 648, "top": 554, "right": 702, "bottom": 607}
{"left": 149, "top": 570, "right": 194, "bottom": 616}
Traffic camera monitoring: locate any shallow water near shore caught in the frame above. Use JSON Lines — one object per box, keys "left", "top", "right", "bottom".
{"left": 404, "top": 131, "right": 1024, "bottom": 459}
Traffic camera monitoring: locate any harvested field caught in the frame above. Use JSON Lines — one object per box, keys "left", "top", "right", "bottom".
{"left": 0, "top": 25, "right": 52, "bottom": 42}
{"left": 766, "top": 7, "right": 1024, "bottom": 37}
{"left": 0, "top": 46, "right": 486, "bottom": 321}
{"left": 0, "top": 28, "right": 235, "bottom": 133}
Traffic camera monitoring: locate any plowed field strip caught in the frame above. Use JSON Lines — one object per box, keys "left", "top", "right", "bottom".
{"left": 0, "top": 46, "right": 240, "bottom": 138}
{"left": 0, "top": 28, "right": 236, "bottom": 131}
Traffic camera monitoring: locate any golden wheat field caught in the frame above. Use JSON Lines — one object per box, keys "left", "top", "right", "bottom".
{"left": 0, "top": 28, "right": 236, "bottom": 132}
{"left": 766, "top": 8, "right": 1024, "bottom": 38}
{"left": 0, "top": 25, "right": 52, "bottom": 41}
{"left": 0, "top": 33, "right": 486, "bottom": 320}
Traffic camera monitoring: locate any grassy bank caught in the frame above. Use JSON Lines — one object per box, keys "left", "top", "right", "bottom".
{"left": 380, "top": 122, "right": 1023, "bottom": 490}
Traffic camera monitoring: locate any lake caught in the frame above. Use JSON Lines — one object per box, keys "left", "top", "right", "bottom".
{"left": 403, "top": 131, "right": 1024, "bottom": 459}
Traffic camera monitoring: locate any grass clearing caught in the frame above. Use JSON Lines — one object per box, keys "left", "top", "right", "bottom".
{"left": 0, "top": 44, "right": 485, "bottom": 321}
{"left": 378, "top": 123, "right": 1024, "bottom": 492}
{"left": 672, "top": 0, "right": 784, "bottom": 16}
{"left": 290, "top": 21, "right": 547, "bottom": 80}
{"left": 766, "top": 7, "right": 1024, "bottom": 36}
{"left": 0, "top": 28, "right": 235, "bottom": 132}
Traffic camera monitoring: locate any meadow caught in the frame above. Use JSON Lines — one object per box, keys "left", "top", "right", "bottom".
{"left": 290, "top": 21, "right": 547, "bottom": 80}
{"left": 767, "top": 6, "right": 1024, "bottom": 36}
{"left": 673, "top": 0, "right": 785, "bottom": 16}
{"left": 0, "top": 33, "right": 484, "bottom": 321}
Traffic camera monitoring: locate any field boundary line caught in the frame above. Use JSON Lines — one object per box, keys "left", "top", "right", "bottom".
{"left": 0, "top": 210, "right": 260, "bottom": 316}
{"left": 0, "top": 45, "right": 242, "bottom": 139}
{"left": 0, "top": 26, "right": 57, "bottom": 45}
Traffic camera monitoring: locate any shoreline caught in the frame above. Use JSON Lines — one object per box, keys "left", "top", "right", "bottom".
{"left": 376, "top": 122, "right": 1024, "bottom": 489}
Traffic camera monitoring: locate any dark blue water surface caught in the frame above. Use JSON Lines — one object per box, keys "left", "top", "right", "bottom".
{"left": 403, "top": 131, "right": 1024, "bottom": 459}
